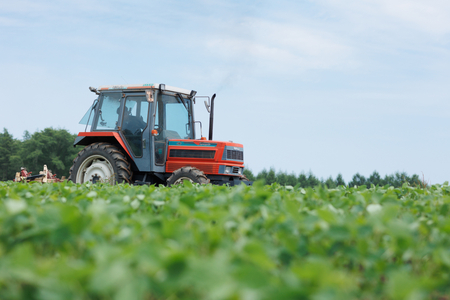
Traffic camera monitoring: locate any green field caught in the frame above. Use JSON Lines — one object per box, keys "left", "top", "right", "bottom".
{"left": 1, "top": 181, "right": 450, "bottom": 299}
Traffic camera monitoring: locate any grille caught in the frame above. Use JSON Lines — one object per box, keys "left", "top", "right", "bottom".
{"left": 169, "top": 149, "right": 215, "bottom": 159}
{"left": 227, "top": 150, "right": 243, "bottom": 161}
{"left": 232, "top": 167, "right": 240, "bottom": 174}
{"left": 166, "top": 163, "right": 216, "bottom": 174}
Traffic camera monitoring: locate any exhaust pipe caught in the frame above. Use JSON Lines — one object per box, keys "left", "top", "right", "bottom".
{"left": 209, "top": 94, "right": 216, "bottom": 140}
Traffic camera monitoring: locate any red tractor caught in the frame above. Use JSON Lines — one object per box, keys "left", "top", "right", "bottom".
{"left": 69, "top": 84, "right": 250, "bottom": 186}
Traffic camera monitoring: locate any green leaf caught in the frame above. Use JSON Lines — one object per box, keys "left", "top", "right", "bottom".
{"left": 5, "top": 199, "right": 27, "bottom": 214}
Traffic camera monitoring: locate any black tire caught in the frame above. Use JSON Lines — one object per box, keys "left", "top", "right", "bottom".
{"left": 167, "top": 166, "right": 210, "bottom": 186}
{"left": 69, "top": 142, "right": 132, "bottom": 184}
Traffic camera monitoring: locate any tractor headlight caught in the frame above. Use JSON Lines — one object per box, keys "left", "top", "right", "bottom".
{"left": 238, "top": 168, "right": 243, "bottom": 175}
{"left": 225, "top": 166, "right": 231, "bottom": 174}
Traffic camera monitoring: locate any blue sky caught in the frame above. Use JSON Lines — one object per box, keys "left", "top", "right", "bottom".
{"left": 1, "top": 0, "right": 450, "bottom": 183}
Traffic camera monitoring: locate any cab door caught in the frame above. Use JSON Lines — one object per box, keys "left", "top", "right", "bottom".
{"left": 151, "top": 90, "right": 194, "bottom": 173}
{"left": 120, "top": 93, "right": 152, "bottom": 171}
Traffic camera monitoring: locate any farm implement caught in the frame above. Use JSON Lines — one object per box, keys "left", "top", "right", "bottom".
{"left": 14, "top": 165, "right": 65, "bottom": 183}
{"left": 70, "top": 83, "right": 251, "bottom": 186}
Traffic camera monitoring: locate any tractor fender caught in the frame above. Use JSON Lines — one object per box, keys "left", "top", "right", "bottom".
{"left": 73, "top": 132, "right": 132, "bottom": 158}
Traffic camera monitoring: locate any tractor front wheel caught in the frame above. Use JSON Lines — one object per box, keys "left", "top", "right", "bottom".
{"left": 69, "top": 143, "right": 132, "bottom": 184}
{"left": 167, "top": 166, "right": 210, "bottom": 186}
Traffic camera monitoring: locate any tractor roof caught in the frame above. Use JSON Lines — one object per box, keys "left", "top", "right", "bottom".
{"left": 98, "top": 83, "right": 192, "bottom": 95}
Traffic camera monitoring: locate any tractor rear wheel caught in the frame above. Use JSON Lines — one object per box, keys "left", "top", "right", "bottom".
{"left": 69, "top": 142, "right": 132, "bottom": 184}
{"left": 167, "top": 166, "right": 210, "bottom": 186}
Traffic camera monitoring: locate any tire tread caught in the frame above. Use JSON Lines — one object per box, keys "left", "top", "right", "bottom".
{"left": 68, "top": 142, "right": 132, "bottom": 184}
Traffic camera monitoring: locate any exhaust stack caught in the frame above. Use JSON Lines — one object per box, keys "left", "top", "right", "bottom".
{"left": 209, "top": 94, "right": 216, "bottom": 140}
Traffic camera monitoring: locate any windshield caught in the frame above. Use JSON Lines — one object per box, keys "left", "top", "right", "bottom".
{"left": 79, "top": 99, "right": 97, "bottom": 125}
{"left": 155, "top": 93, "right": 193, "bottom": 140}
{"left": 95, "top": 92, "right": 122, "bottom": 130}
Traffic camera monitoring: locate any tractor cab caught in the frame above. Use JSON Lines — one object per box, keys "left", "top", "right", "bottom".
{"left": 72, "top": 83, "right": 250, "bottom": 186}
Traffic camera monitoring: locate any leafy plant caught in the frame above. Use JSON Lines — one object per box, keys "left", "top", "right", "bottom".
{"left": 1, "top": 181, "right": 450, "bottom": 299}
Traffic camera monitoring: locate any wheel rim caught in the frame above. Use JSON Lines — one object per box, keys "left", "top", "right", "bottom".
{"left": 76, "top": 155, "right": 115, "bottom": 184}
{"left": 173, "top": 177, "right": 195, "bottom": 185}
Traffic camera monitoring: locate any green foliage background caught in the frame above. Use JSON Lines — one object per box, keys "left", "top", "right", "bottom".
{"left": 1, "top": 127, "right": 421, "bottom": 188}
{"left": 1, "top": 181, "right": 450, "bottom": 299}
{"left": 244, "top": 168, "right": 421, "bottom": 188}
{"left": 0, "top": 128, "right": 79, "bottom": 180}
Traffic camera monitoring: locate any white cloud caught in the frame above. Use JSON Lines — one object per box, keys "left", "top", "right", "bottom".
{"left": 377, "top": 0, "right": 450, "bottom": 35}
{"left": 322, "top": 0, "right": 450, "bottom": 36}
{"left": 0, "top": 16, "right": 24, "bottom": 27}
{"left": 0, "top": 0, "right": 52, "bottom": 13}
{"left": 206, "top": 18, "right": 354, "bottom": 73}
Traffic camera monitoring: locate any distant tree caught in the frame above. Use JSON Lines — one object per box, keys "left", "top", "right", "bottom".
{"left": 383, "top": 174, "right": 395, "bottom": 187}
{"left": 276, "top": 171, "right": 288, "bottom": 186}
{"left": 324, "top": 176, "right": 336, "bottom": 188}
{"left": 256, "top": 168, "right": 268, "bottom": 183}
{"left": 23, "top": 130, "right": 31, "bottom": 141}
{"left": 306, "top": 172, "right": 320, "bottom": 187}
{"left": 21, "top": 128, "right": 79, "bottom": 177}
{"left": 410, "top": 174, "right": 420, "bottom": 186}
{"left": 266, "top": 168, "right": 276, "bottom": 185}
{"left": 298, "top": 172, "right": 308, "bottom": 187}
{"left": 286, "top": 173, "right": 298, "bottom": 186}
{"left": 0, "top": 128, "right": 22, "bottom": 180}
{"left": 396, "top": 172, "right": 415, "bottom": 187}
{"left": 335, "top": 173, "right": 346, "bottom": 186}
{"left": 9, "top": 139, "right": 23, "bottom": 178}
{"left": 394, "top": 172, "right": 405, "bottom": 187}
{"left": 349, "top": 173, "right": 366, "bottom": 187}
{"left": 379, "top": 172, "right": 421, "bottom": 188}
{"left": 249, "top": 168, "right": 421, "bottom": 188}
{"left": 367, "top": 171, "right": 382, "bottom": 187}
{"left": 243, "top": 168, "right": 255, "bottom": 181}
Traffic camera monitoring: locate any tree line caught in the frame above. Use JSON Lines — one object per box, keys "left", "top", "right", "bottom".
{"left": 243, "top": 168, "right": 422, "bottom": 188}
{"left": 0, "top": 128, "right": 79, "bottom": 181}
{"left": 1, "top": 127, "right": 422, "bottom": 187}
